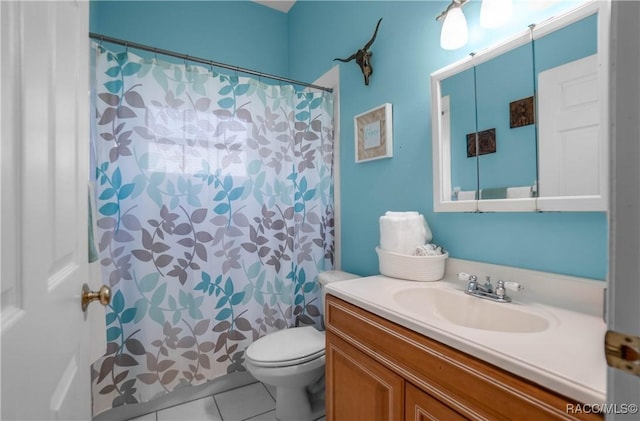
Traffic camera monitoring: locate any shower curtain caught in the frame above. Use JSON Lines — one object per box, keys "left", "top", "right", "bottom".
{"left": 90, "top": 45, "right": 334, "bottom": 415}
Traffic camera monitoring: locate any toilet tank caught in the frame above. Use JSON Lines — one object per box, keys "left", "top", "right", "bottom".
{"left": 318, "top": 270, "right": 361, "bottom": 286}
{"left": 318, "top": 270, "right": 361, "bottom": 312}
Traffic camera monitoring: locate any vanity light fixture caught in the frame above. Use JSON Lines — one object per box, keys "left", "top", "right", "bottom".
{"left": 436, "top": 0, "right": 469, "bottom": 50}
{"left": 437, "top": 0, "right": 513, "bottom": 50}
{"left": 480, "top": 0, "right": 513, "bottom": 28}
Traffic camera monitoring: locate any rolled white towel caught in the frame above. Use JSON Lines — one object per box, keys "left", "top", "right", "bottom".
{"left": 386, "top": 211, "right": 432, "bottom": 244}
{"left": 415, "top": 243, "right": 446, "bottom": 256}
{"left": 380, "top": 211, "right": 432, "bottom": 255}
{"left": 384, "top": 211, "right": 419, "bottom": 218}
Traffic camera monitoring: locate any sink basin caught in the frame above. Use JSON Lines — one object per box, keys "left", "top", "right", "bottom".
{"left": 394, "top": 287, "right": 550, "bottom": 333}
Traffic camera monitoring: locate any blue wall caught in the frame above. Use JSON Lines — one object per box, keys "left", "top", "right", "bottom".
{"left": 288, "top": 0, "right": 607, "bottom": 280}
{"left": 90, "top": 1, "right": 289, "bottom": 76}
{"left": 91, "top": 0, "right": 607, "bottom": 280}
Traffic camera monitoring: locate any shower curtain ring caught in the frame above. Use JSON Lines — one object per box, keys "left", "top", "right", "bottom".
{"left": 97, "top": 36, "right": 104, "bottom": 54}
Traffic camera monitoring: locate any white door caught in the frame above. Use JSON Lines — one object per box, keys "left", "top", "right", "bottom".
{"left": 1, "top": 2, "right": 104, "bottom": 420}
{"left": 538, "top": 54, "right": 601, "bottom": 198}
{"left": 607, "top": 1, "right": 640, "bottom": 419}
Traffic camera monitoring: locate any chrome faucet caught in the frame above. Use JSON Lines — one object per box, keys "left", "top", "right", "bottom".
{"left": 476, "top": 276, "right": 494, "bottom": 294}
{"left": 458, "top": 273, "right": 523, "bottom": 303}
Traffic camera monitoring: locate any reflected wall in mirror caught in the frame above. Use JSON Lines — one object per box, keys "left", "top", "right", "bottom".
{"left": 475, "top": 40, "right": 536, "bottom": 201}
{"left": 431, "top": 1, "right": 609, "bottom": 212}
{"left": 441, "top": 67, "right": 478, "bottom": 204}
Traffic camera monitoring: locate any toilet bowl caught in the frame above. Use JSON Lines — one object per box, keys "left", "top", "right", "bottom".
{"left": 244, "top": 270, "right": 360, "bottom": 421}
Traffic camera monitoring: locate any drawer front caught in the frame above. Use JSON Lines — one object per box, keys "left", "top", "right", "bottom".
{"left": 326, "top": 295, "right": 602, "bottom": 421}
{"left": 406, "top": 382, "right": 468, "bottom": 421}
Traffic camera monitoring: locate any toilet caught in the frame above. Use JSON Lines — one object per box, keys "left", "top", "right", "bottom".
{"left": 245, "top": 270, "right": 360, "bottom": 421}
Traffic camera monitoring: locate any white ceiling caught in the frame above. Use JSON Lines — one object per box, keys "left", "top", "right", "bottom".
{"left": 252, "top": 0, "right": 296, "bottom": 13}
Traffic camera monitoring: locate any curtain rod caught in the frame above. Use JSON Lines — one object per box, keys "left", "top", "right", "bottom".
{"left": 89, "top": 32, "right": 333, "bottom": 93}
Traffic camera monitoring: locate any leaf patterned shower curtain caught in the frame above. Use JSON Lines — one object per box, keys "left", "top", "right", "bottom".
{"left": 90, "top": 46, "right": 334, "bottom": 415}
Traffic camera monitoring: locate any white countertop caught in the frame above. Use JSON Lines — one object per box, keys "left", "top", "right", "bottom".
{"left": 325, "top": 273, "right": 607, "bottom": 406}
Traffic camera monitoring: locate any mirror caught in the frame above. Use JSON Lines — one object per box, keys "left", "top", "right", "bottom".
{"left": 534, "top": 9, "right": 606, "bottom": 211}
{"left": 440, "top": 66, "right": 478, "bottom": 209}
{"left": 475, "top": 39, "right": 536, "bottom": 207}
{"left": 431, "top": 1, "right": 609, "bottom": 212}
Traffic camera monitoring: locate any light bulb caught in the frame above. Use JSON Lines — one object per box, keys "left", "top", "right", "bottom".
{"left": 480, "top": 0, "right": 513, "bottom": 28}
{"left": 440, "top": 7, "right": 469, "bottom": 50}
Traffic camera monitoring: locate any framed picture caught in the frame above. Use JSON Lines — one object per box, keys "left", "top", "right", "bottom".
{"left": 466, "top": 128, "right": 496, "bottom": 157}
{"left": 354, "top": 103, "right": 393, "bottom": 163}
{"left": 510, "top": 96, "right": 535, "bottom": 128}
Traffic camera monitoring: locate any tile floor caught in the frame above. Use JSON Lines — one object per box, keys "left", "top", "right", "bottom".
{"left": 128, "top": 381, "right": 326, "bottom": 421}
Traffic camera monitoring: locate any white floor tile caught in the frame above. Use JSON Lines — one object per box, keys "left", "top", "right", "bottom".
{"left": 214, "top": 382, "right": 275, "bottom": 421}
{"left": 156, "top": 396, "right": 222, "bottom": 421}
{"left": 244, "top": 409, "right": 277, "bottom": 421}
{"left": 261, "top": 382, "right": 276, "bottom": 401}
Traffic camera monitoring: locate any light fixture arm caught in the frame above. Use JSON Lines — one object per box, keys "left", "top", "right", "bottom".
{"left": 436, "top": 0, "right": 469, "bottom": 22}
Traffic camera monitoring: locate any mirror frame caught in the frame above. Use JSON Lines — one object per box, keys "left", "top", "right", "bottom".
{"left": 431, "top": 1, "right": 610, "bottom": 213}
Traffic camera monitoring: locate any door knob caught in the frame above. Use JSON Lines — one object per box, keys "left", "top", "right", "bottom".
{"left": 81, "top": 283, "right": 111, "bottom": 312}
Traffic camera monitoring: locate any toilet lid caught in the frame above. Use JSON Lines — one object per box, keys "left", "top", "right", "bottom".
{"left": 246, "top": 326, "right": 325, "bottom": 367}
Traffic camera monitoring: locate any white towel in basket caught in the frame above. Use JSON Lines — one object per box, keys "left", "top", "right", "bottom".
{"left": 415, "top": 243, "right": 446, "bottom": 256}
{"left": 379, "top": 211, "right": 432, "bottom": 255}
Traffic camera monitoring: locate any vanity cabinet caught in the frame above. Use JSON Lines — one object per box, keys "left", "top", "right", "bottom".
{"left": 406, "top": 382, "right": 466, "bottom": 421}
{"left": 325, "top": 294, "right": 601, "bottom": 421}
{"left": 326, "top": 332, "right": 404, "bottom": 420}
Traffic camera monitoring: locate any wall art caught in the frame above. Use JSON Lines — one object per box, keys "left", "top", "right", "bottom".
{"left": 467, "top": 128, "right": 496, "bottom": 157}
{"left": 510, "top": 96, "right": 535, "bottom": 128}
{"left": 354, "top": 103, "right": 393, "bottom": 162}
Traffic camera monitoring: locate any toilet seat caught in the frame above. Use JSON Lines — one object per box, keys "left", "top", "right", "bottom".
{"left": 246, "top": 326, "right": 325, "bottom": 368}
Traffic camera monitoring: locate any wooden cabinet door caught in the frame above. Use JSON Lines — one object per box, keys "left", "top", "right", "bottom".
{"left": 405, "top": 383, "right": 467, "bottom": 421}
{"left": 326, "top": 332, "right": 404, "bottom": 421}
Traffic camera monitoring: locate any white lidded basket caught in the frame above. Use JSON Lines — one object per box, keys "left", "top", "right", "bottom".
{"left": 376, "top": 247, "right": 448, "bottom": 282}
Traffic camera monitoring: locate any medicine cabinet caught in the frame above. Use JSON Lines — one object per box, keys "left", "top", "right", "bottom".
{"left": 431, "top": 1, "right": 610, "bottom": 212}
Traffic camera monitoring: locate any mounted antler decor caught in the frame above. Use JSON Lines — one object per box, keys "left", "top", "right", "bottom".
{"left": 334, "top": 18, "right": 383, "bottom": 86}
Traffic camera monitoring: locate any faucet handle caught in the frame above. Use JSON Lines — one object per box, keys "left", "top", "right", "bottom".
{"left": 504, "top": 281, "right": 523, "bottom": 292}
{"left": 458, "top": 273, "right": 478, "bottom": 292}
{"left": 458, "top": 272, "right": 477, "bottom": 282}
